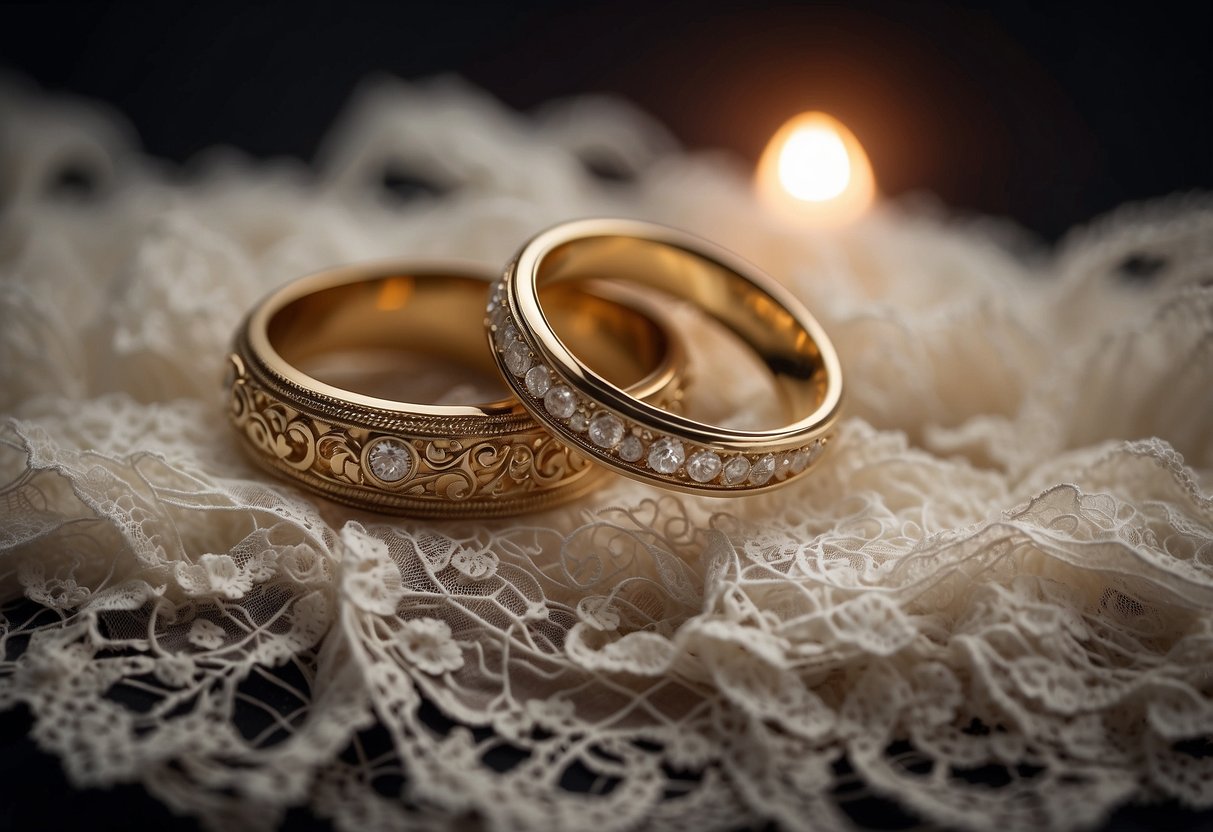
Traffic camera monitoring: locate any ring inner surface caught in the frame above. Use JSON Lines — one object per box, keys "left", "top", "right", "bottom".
{"left": 536, "top": 236, "right": 825, "bottom": 415}
{"left": 267, "top": 272, "right": 667, "bottom": 404}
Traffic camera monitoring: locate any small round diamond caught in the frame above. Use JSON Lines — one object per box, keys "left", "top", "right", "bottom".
{"left": 808, "top": 439, "right": 824, "bottom": 465}
{"left": 367, "top": 439, "right": 411, "bottom": 483}
{"left": 686, "top": 450, "right": 723, "bottom": 483}
{"left": 504, "top": 340, "right": 532, "bottom": 376}
{"left": 569, "top": 412, "right": 588, "bottom": 432}
{"left": 749, "top": 453, "right": 776, "bottom": 485}
{"left": 494, "top": 321, "right": 519, "bottom": 349}
{"left": 587, "top": 412, "right": 625, "bottom": 448}
{"left": 524, "top": 365, "right": 551, "bottom": 397}
{"left": 775, "top": 452, "right": 795, "bottom": 480}
{"left": 487, "top": 299, "right": 508, "bottom": 328}
{"left": 618, "top": 435, "right": 644, "bottom": 462}
{"left": 544, "top": 385, "right": 577, "bottom": 419}
{"left": 647, "top": 437, "right": 685, "bottom": 474}
{"left": 722, "top": 456, "right": 750, "bottom": 485}
{"left": 790, "top": 444, "right": 813, "bottom": 474}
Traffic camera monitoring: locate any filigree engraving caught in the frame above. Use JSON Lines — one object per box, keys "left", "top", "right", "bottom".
{"left": 226, "top": 353, "right": 594, "bottom": 507}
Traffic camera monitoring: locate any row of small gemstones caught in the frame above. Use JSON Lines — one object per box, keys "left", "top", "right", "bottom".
{"left": 486, "top": 287, "right": 826, "bottom": 487}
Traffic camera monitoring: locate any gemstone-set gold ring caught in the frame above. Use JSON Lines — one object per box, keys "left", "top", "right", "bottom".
{"left": 486, "top": 219, "right": 842, "bottom": 496}
{"left": 227, "top": 222, "right": 842, "bottom": 515}
{"left": 226, "top": 261, "right": 685, "bottom": 517}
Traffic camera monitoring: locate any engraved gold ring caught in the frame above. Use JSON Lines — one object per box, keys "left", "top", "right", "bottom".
{"left": 486, "top": 219, "right": 842, "bottom": 495}
{"left": 226, "top": 261, "right": 685, "bottom": 517}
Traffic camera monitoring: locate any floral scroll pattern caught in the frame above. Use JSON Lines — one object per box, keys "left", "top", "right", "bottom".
{"left": 227, "top": 352, "right": 594, "bottom": 506}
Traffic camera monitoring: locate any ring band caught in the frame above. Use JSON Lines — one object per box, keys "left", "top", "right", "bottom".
{"left": 226, "top": 261, "right": 686, "bottom": 517}
{"left": 486, "top": 219, "right": 842, "bottom": 495}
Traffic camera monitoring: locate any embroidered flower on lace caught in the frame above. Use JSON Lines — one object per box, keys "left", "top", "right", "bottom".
{"left": 278, "top": 543, "right": 333, "bottom": 585}
{"left": 152, "top": 654, "right": 197, "bottom": 688}
{"left": 665, "top": 729, "right": 716, "bottom": 770}
{"left": 175, "top": 553, "right": 254, "bottom": 599}
{"left": 492, "top": 706, "right": 535, "bottom": 741}
{"left": 397, "top": 618, "right": 463, "bottom": 675}
{"left": 186, "top": 618, "right": 226, "bottom": 650}
{"left": 340, "top": 523, "right": 405, "bottom": 615}
{"left": 450, "top": 546, "right": 498, "bottom": 580}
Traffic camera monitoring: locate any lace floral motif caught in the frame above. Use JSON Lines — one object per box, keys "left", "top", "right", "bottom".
{"left": 1, "top": 75, "right": 1211, "bottom": 832}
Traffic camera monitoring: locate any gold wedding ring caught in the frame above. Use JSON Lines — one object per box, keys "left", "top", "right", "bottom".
{"left": 226, "top": 261, "right": 685, "bottom": 517}
{"left": 486, "top": 219, "right": 842, "bottom": 495}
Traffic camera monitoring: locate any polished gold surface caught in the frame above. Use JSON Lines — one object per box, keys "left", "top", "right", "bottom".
{"left": 227, "top": 261, "right": 685, "bottom": 517}
{"left": 487, "top": 219, "right": 843, "bottom": 495}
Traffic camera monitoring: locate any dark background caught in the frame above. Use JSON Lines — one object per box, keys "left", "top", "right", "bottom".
{"left": 2, "top": 0, "right": 1210, "bottom": 240}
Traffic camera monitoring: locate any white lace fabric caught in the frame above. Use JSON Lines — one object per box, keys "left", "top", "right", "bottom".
{"left": 1, "top": 75, "right": 1212, "bottom": 831}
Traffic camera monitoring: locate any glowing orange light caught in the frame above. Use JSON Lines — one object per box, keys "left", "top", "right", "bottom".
{"left": 757, "top": 112, "right": 876, "bottom": 225}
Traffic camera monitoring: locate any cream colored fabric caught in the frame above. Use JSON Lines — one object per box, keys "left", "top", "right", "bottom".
{"left": 2, "top": 75, "right": 1211, "bottom": 831}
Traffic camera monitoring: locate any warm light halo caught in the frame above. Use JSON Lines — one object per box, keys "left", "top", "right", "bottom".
{"left": 778, "top": 127, "right": 852, "bottom": 201}
{"left": 757, "top": 111, "right": 876, "bottom": 225}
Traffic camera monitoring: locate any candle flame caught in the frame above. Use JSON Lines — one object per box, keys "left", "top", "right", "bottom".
{"left": 757, "top": 112, "right": 876, "bottom": 225}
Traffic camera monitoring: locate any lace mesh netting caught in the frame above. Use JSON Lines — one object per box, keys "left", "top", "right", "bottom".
{"left": 2, "top": 75, "right": 1211, "bottom": 831}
